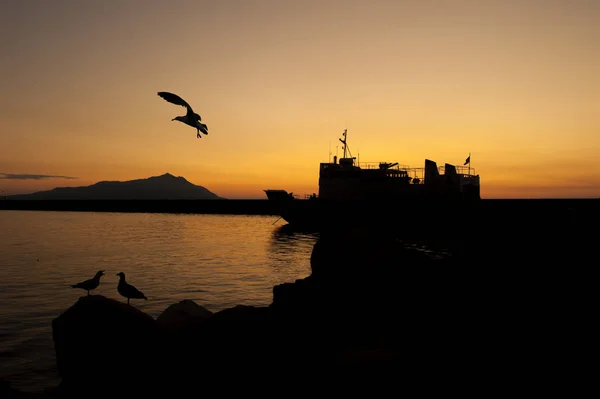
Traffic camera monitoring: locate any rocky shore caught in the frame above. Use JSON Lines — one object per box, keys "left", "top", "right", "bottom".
{"left": 3, "top": 223, "right": 590, "bottom": 398}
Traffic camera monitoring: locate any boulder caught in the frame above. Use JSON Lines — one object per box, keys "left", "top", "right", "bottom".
{"left": 52, "top": 295, "right": 161, "bottom": 397}
{"left": 154, "top": 299, "right": 214, "bottom": 379}
{"left": 156, "top": 299, "right": 213, "bottom": 330}
{"left": 195, "top": 305, "right": 273, "bottom": 351}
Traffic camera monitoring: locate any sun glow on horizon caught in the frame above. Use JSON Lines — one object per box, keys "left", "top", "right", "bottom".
{"left": 1, "top": 1, "right": 599, "bottom": 199}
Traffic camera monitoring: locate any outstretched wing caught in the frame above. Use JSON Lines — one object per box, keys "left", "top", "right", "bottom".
{"left": 157, "top": 92, "right": 195, "bottom": 117}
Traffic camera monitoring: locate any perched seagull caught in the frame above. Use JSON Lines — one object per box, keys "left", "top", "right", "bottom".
{"left": 157, "top": 91, "right": 209, "bottom": 139}
{"left": 116, "top": 272, "right": 147, "bottom": 305}
{"left": 71, "top": 270, "right": 105, "bottom": 296}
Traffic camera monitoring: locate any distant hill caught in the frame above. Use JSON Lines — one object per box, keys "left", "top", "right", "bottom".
{"left": 5, "top": 173, "right": 223, "bottom": 200}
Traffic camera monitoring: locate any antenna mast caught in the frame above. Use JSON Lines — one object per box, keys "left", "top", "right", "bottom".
{"left": 338, "top": 129, "right": 353, "bottom": 159}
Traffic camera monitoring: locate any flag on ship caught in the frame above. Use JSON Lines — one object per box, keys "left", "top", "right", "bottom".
{"left": 464, "top": 155, "right": 470, "bottom": 165}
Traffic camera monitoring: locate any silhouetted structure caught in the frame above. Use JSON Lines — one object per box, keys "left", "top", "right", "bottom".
{"left": 3, "top": 173, "right": 222, "bottom": 200}
{"left": 3, "top": 214, "right": 596, "bottom": 397}
{"left": 157, "top": 91, "right": 209, "bottom": 138}
{"left": 71, "top": 270, "right": 105, "bottom": 296}
{"left": 0, "top": 198, "right": 280, "bottom": 215}
{"left": 265, "top": 129, "right": 480, "bottom": 229}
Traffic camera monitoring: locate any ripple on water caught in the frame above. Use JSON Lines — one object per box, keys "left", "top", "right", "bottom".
{"left": 0, "top": 212, "right": 318, "bottom": 392}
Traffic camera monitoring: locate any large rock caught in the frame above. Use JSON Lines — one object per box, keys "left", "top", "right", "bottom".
{"left": 52, "top": 295, "right": 161, "bottom": 397}
{"left": 186, "top": 305, "right": 274, "bottom": 374}
{"left": 154, "top": 299, "right": 214, "bottom": 381}
{"left": 156, "top": 299, "right": 213, "bottom": 330}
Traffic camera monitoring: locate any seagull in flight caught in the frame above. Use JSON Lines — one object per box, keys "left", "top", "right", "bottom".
{"left": 157, "top": 91, "right": 209, "bottom": 139}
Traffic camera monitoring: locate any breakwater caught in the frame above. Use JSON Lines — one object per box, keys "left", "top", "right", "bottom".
{"left": 0, "top": 199, "right": 277, "bottom": 215}
{"left": 1, "top": 198, "right": 598, "bottom": 216}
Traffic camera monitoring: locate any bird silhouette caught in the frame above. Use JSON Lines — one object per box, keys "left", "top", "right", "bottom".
{"left": 71, "top": 270, "right": 105, "bottom": 296}
{"left": 116, "top": 272, "right": 147, "bottom": 304}
{"left": 157, "top": 91, "right": 209, "bottom": 139}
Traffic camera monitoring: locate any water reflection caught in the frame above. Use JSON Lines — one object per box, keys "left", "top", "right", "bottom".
{"left": 271, "top": 224, "right": 320, "bottom": 246}
{"left": 1, "top": 212, "right": 321, "bottom": 393}
{"left": 270, "top": 223, "right": 453, "bottom": 267}
{"left": 266, "top": 224, "right": 319, "bottom": 279}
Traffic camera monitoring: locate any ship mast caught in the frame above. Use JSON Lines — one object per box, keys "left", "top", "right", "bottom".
{"left": 339, "top": 129, "right": 352, "bottom": 159}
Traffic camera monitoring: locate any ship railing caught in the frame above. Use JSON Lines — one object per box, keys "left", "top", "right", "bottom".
{"left": 437, "top": 165, "right": 477, "bottom": 176}
{"left": 357, "top": 162, "right": 412, "bottom": 170}
{"left": 404, "top": 168, "right": 426, "bottom": 180}
{"left": 357, "top": 162, "right": 476, "bottom": 176}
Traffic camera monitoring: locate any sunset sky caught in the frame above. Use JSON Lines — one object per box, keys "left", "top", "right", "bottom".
{"left": 1, "top": 0, "right": 598, "bottom": 199}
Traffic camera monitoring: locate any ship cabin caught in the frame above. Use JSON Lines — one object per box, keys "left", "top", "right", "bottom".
{"left": 318, "top": 155, "right": 480, "bottom": 201}
{"left": 266, "top": 129, "right": 480, "bottom": 202}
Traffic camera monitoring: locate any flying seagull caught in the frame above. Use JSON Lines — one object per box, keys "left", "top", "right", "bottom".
{"left": 71, "top": 270, "right": 105, "bottom": 296}
{"left": 116, "top": 272, "right": 147, "bottom": 305}
{"left": 157, "top": 91, "right": 209, "bottom": 139}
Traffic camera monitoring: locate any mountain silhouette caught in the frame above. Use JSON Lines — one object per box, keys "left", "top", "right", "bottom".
{"left": 6, "top": 173, "right": 223, "bottom": 200}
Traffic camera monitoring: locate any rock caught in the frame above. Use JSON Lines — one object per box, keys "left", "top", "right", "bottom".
{"left": 209, "top": 304, "right": 270, "bottom": 322}
{"left": 187, "top": 305, "right": 276, "bottom": 377}
{"left": 196, "top": 305, "right": 272, "bottom": 350}
{"left": 156, "top": 299, "right": 213, "bottom": 330}
{"left": 47, "top": 234, "right": 462, "bottom": 396}
{"left": 1, "top": 380, "right": 42, "bottom": 399}
{"left": 154, "top": 299, "right": 215, "bottom": 381}
{"left": 52, "top": 295, "right": 161, "bottom": 397}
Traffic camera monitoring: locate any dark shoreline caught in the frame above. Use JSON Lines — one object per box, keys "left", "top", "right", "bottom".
{"left": 3, "top": 219, "right": 589, "bottom": 397}
{"left": 0, "top": 199, "right": 278, "bottom": 215}
{"left": 1, "top": 198, "right": 598, "bottom": 215}
{"left": 2, "top": 200, "right": 595, "bottom": 396}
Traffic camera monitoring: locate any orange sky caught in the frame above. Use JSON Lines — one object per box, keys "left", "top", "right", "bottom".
{"left": 1, "top": 0, "right": 599, "bottom": 199}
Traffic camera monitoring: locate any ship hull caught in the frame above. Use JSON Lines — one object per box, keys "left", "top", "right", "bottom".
{"left": 269, "top": 196, "right": 479, "bottom": 234}
{"left": 267, "top": 196, "right": 598, "bottom": 236}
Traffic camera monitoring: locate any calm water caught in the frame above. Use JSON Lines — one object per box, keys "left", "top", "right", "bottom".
{"left": 0, "top": 211, "right": 318, "bottom": 392}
